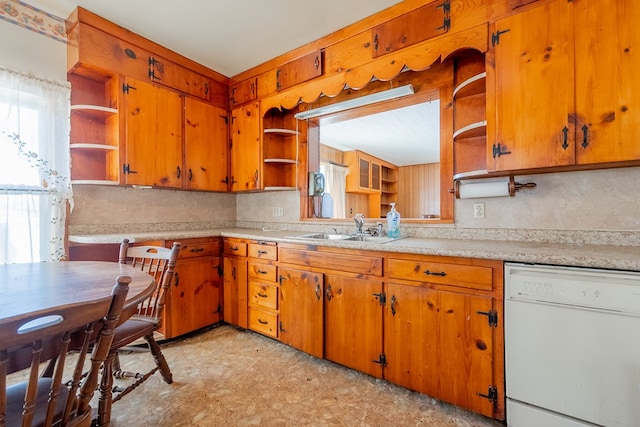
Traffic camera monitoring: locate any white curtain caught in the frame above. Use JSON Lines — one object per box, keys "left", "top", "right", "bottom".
{"left": 0, "top": 66, "right": 72, "bottom": 264}
{"left": 321, "top": 162, "right": 347, "bottom": 219}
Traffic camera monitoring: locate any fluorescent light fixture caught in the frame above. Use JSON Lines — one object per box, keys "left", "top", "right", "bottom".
{"left": 294, "top": 84, "right": 415, "bottom": 120}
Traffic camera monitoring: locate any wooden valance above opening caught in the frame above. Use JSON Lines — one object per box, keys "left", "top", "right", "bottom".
{"left": 261, "top": 23, "right": 488, "bottom": 112}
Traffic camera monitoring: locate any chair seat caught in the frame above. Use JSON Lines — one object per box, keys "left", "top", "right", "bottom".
{"left": 110, "top": 317, "right": 159, "bottom": 350}
{"left": 6, "top": 376, "right": 72, "bottom": 426}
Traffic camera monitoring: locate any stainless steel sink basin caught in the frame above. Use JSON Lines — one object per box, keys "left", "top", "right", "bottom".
{"left": 295, "top": 233, "right": 354, "bottom": 240}
{"left": 290, "top": 233, "right": 400, "bottom": 244}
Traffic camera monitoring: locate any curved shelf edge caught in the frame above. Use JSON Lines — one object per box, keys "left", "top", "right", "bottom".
{"left": 70, "top": 143, "right": 118, "bottom": 150}
{"left": 263, "top": 186, "right": 297, "bottom": 191}
{"left": 453, "top": 72, "right": 487, "bottom": 99}
{"left": 71, "top": 104, "right": 118, "bottom": 114}
{"left": 453, "top": 121, "right": 487, "bottom": 140}
{"left": 263, "top": 128, "right": 299, "bottom": 135}
{"left": 453, "top": 169, "right": 490, "bottom": 180}
{"left": 264, "top": 158, "right": 298, "bottom": 164}
{"left": 71, "top": 180, "right": 120, "bottom": 186}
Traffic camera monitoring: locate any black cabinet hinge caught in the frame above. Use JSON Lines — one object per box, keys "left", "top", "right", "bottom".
{"left": 492, "top": 143, "right": 512, "bottom": 158}
{"left": 491, "top": 29, "right": 511, "bottom": 46}
{"left": 372, "top": 353, "right": 387, "bottom": 367}
{"left": 373, "top": 292, "right": 386, "bottom": 306}
{"left": 122, "top": 164, "right": 137, "bottom": 174}
{"left": 122, "top": 83, "right": 136, "bottom": 94}
{"left": 476, "top": 310, "right": 498, "bottom": 327}
{"left": 436, "top": 0, "right": 451, "bottom": 31}
{"left": 477, "top": 385, "right": 498, "bottom": 404}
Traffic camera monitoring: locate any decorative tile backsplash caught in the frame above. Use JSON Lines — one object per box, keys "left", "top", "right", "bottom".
{"left": 0, "top": 0, "right": 65, "bottom": 43}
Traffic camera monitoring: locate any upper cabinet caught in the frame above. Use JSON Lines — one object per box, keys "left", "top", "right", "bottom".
{"left": 229, "top": 77, "right": 257, "bottom": 108}
{"left": 371, "top": 0, "right": 450, "bottom": 58}
{"left": 230, "top": 102, "right": 261, "bottom": 191}
{"left": 122, "top": 77, "right": 183, "bottom": 188}
{"left": 487, "top": 0, "right": 640, "bottom": 172}
{"left": 66, "top": 7, "right": 230, "bottom": 192}
{"left": 573, "top": 0, "right": 640, "bottom": 165}
{"left": 184, "top": 99, "right": 229, "bottom": 192}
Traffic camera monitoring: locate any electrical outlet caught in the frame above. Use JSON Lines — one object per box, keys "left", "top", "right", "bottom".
{"left": 473, "top": 202, "right": 485, "bottom": 219}
{"left": 272, "top": 206, "right": 284, "bottom": 217}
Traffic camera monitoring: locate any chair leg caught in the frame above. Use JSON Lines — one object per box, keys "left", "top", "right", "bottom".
{"left": 96, "top": 350, "right": 116, "bottom": 427}
{"left": 144, "top": 333, "right": 172, "bottom": 384}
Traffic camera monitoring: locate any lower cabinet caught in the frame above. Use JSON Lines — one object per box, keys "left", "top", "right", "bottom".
{"left": 278, "top": 266, "right": 324, "bottom": 358}
{"left": 324, "top": 274, "right": 384, "bottom": 378}
{"left": 161, "top": 237, "right": 222, "bottom": 339}
{"left": 223, "top": 240, "right": 504, "bottom": 421}
{"left": 222, "top": 239, "right": 248, "bottom": 328}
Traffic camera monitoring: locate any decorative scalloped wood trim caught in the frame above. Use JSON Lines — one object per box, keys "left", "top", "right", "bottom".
{"left": 261, "top": 24, "right": 488, "bottom": 111}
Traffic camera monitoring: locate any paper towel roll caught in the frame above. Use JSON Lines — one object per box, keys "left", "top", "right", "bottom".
{"left": 458, "top": 180, "right": 511, "bottom": 199}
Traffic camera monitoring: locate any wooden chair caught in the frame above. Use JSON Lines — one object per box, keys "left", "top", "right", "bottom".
{"left": 96, "top": 239, "right": 180, "bottom": 426}
{"left": 0, "top": 275, "right": 130, "bottom": 427}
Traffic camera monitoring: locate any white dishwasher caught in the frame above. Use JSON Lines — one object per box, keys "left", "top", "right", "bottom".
{"left": 505, "top": 262, "right": 640, "bottom": 427}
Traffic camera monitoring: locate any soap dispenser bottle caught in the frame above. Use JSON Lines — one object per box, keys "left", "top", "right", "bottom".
{"left": 386, "top": 202, "right": 401, "bottom": 238}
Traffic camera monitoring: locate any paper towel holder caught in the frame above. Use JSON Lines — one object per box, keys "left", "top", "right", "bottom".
{"left": 450, "top": 176, "right": 536, "bottom": 199}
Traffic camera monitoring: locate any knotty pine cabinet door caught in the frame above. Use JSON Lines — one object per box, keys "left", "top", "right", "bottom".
{"left": 166, "top": 256, "right": 222, "bottom": 338}
{"left": 323, "top": 274, "right": 383, "bottom": 378}
{"left": 123, "top": 77, "right": 183, "bottom": 187}
{"left": 488, "top": 0, "right": 575, "bottom": 171}
{"left": 573, "top": 0, "right": 640, "bottom": 165}
{"left": 384, "top": 283, "right": 496, "bottom": 418}
{"left": 278, "top": 267, "right": 324, "bottom": 359}
{"left": 184, "top": 98, "right": 229, "bottom": 191}
{"left": 222, "top": 256, "right": 248, "bottom": 328}
{"left": 230, "top": 102, "right": 261, "bottom": 191}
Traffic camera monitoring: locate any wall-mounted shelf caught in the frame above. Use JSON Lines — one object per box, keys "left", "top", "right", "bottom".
{"left": 453, "top": 72, "right": 486, "bottom": 99}
{"left": 452, "top": 52, "right": 488, "bottom": 178}
{"left": 71, "top": 104, "right": 118, "bottom": 116}
{"left": 70, "top": 143, "right": 118, "bottom": 150}
{"left": 71, "top": 179, "right": 119, "bottom": 185}
{"left": 263, "top": 128, "right": 299, "bottom": 135}
{"left": 262, "top": 108, "right": 299, "bottom": 190}
{"left": 453, "top": 120, "right": 487, "bottom": 140}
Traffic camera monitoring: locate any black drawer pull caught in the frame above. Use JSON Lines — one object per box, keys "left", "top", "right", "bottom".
{"left": 190, "top": 247, "right": 205, "bottom": 253}
{"left": 257, "top": 292, "right": 268, "bottom": 298}
{"left": 257, "top": 269, "right": 268, "bottom": 275}
{"left": 257, "top": 250, "right": 268, "bottom": 256}
{"left": 424, "top": 270, "right": 447, "bottom": 277}
{"left": 258, "top": 318, "right": 268, "bottom": 325}
{"left": 230, "top": 246, "right": 239, "bottom": 251}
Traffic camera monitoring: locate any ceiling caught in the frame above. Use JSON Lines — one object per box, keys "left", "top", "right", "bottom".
{"left": 27, "top": 0, "right": 402, "bottom": 77}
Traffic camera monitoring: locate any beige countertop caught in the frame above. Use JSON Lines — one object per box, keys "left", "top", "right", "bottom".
{"left": 69, "top": 227, "right": 640, "bottom": 272}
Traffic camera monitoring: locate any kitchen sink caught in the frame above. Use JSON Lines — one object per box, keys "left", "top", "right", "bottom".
{"left": 290, "top": 233, "right": 400, "bottom": 244}
{"left": 293, "top": 233, "right": 354, "bottom": 240}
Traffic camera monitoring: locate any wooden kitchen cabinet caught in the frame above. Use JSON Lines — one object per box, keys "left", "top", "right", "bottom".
{"left": 324, "top": 274, "right": 384, "bottom": 378}
{"left": 184, "top": 98, "right": 229, "bottom": 191}
{"left": 222, "top": 239, "right": 248, "bottom": 328}
{"left": 261, "top": 107, "right": 299, "bottom": 190}
{"left": 230, "top": 102, "right": 261, "bottom": 191}
{"left": 345, "top": 150, "right": 381, "bottom": 194}
{"left": 161, "top": 238, "right": 222, "bottom": 339}
{"left": 122, "top": 77, "right": 183, "bottom": 188}
{"left": 385, "top": 254, "right": 504, "bottom": 420}
{"left": 487, "top": 0, "right": 640, "bottom": 172}
{"left": 278, "top": 266, "right": 324, "bottom": 359}
{"left": 247, "top": 242, "right": 279, "bottom": 338}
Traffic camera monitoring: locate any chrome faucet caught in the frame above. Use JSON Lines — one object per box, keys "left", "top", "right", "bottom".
{"left": 354, "top": 213, "right": 365, "bottom": 234}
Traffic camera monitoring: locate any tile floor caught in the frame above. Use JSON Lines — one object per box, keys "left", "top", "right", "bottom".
{"left": 106, "top": 324, "right": 505, "bottom": 426}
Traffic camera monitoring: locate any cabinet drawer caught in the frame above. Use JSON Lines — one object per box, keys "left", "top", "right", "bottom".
{"left": 279, "top": 247, "right": 382, "bottom": 276}
{"left": 224, "top": 240, "right": 247, "bottom": 257}
{"left": 248, "top": 307, "right": 278, "bottom": 338}
{"left": 387, "top": 258, "right": 494, "bottom": 290}
{"left": 248, "top": 262, "right": 277, "bottom": 282}
{"left": 248, "top": 243, "right": 277, "bottom": 261}
{"left": 177, "top": 240, "right": 220, "bottom": 259}
{"left": 248, "top": 281, "right": 278, "bottom": 310}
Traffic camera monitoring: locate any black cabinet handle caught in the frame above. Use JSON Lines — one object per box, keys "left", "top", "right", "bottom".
{"left": 424, "top": 269, "right": 447, "bottom": 277}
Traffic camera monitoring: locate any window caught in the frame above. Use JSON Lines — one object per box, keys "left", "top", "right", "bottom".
{"left": 0, "top": 67, "right": 72, "bottom": 264}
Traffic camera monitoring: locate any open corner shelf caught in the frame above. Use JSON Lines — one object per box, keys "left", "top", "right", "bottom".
{"left": 453, "top": 121, "right": 487, "bottom": 140}
{"left": 453, "top": 72, "right": 486, "bottom": 99}
{"left": 71, "top": 179, "right": 119, "bottom": 186}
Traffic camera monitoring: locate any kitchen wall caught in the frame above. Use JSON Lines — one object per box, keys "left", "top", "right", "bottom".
{"left": 4, "top": 12, "right": 640, "bottom": 236}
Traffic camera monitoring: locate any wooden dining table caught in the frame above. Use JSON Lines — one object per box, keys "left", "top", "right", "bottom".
{"left": 0, "top": 261, "right": 156, "bottom": 326}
